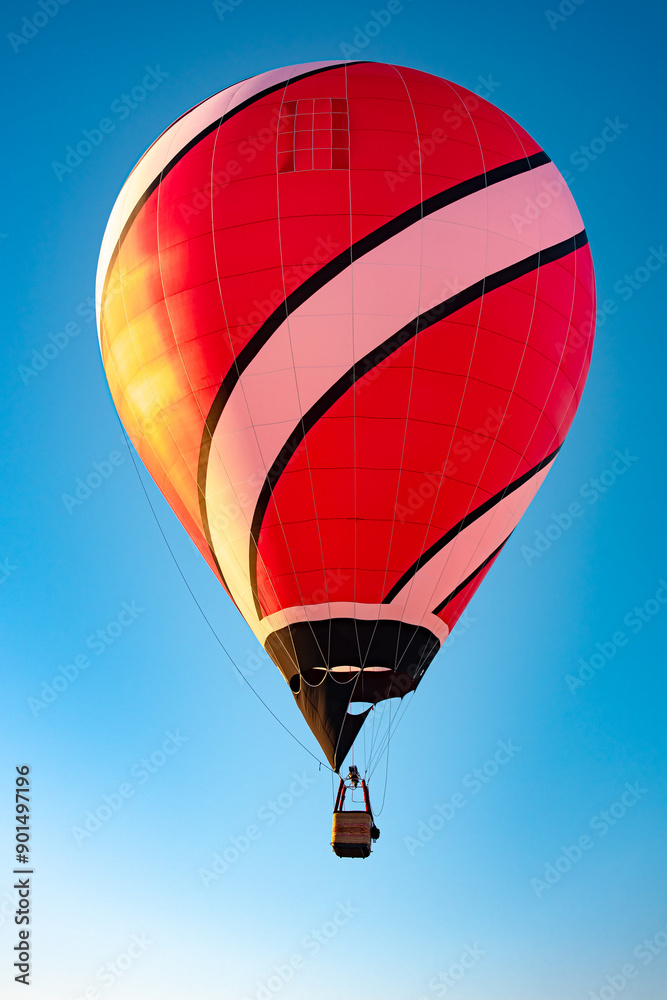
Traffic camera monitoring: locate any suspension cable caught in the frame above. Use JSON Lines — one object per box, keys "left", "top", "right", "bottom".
{"left": 118, "top": 424, "right": 333, "bottom": 772}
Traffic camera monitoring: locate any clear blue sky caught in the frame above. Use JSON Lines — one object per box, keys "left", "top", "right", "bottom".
{"left": 2, "top": 1, "right": 666, "bottom": 998}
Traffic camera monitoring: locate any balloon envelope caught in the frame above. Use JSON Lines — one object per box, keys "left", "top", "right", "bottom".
{"left": 97, "top": 61, "right": 595, "bottom": 769}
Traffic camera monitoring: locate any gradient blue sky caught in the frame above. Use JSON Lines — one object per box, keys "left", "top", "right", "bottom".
{"left": 2, "top": 1, "right": 666, "bottom": 997}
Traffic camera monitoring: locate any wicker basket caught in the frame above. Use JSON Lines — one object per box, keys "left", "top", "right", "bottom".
{"left": 331, "top": 810, "right": 372, "bottom": 858}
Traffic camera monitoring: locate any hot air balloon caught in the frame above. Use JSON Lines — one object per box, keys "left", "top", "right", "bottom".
{"left": 97, "top": 61, "right": 595, "bottom": 832}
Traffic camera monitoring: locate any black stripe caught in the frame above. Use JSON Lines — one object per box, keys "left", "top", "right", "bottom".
{"left": 247, "top": 227, "right": 585, "bottom": 617}
{"left": 199, "top": 150, "right": 552, "bottom": 583}
{"left": 383, "top": 448, "right": 560, "bottom": 605}
{"left": 431, "top": 537, "right": 511, "bottom": 616}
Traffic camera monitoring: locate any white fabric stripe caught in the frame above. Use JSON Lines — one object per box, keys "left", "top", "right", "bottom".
{"left": 205, "top": 162, "right": 581, "bottom": 634}
{"left": 262, "top": 602, "right": 451, "bottom": 644}
{"left": 96, "top": 61, "right": 344, "bottom": 326}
